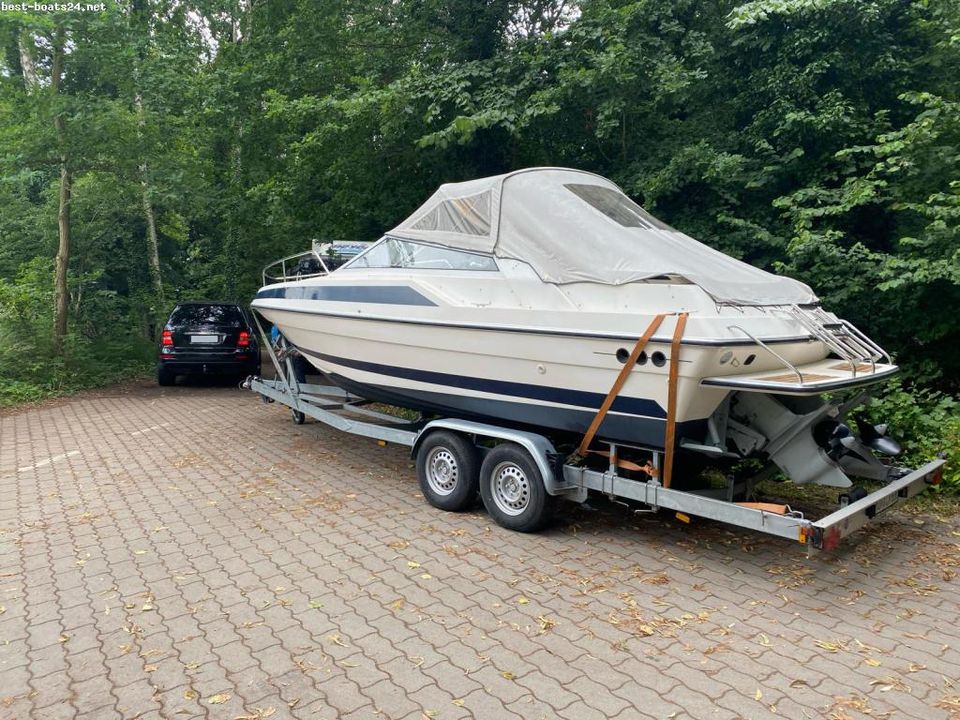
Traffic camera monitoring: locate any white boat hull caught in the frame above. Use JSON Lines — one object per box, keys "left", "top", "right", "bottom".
{"left": 254, "top": 301, "right": 832, "bottom": 449}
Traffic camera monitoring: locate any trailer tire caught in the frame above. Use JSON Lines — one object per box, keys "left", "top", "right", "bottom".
{"left": 291, "top": 409, "right": 306, "bottom": 424}
{"left": 480, "top": 443, "right": 554, "bottom": 532}
{"left": 416, "top": 431, "right": 479, "bottom": 512}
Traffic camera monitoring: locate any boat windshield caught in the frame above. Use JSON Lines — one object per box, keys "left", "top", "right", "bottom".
{"left": 344, "top": 237, "right": 498, "bottom": 271}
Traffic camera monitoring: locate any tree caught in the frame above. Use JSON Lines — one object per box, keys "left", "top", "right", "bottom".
{"left": 50, "top": 22, "right": 71, "bottom": 356}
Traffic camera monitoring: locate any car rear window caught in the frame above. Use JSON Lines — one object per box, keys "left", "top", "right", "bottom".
{"left": 170, "top": 304, "right": 245, "bottom": 327}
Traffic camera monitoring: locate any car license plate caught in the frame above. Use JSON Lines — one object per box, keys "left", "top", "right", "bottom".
{"left": 190, "top": 335, "right": 220, "bottom": 344}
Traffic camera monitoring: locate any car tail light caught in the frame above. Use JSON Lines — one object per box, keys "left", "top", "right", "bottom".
{"left": 161, "top": 330, "right": 173, "bottom": 347}
{"left": 237, "top": 330, "right": 250, "bottom": 348}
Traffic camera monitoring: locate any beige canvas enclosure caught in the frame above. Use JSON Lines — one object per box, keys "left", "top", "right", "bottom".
{"left": 389, "top": 167, "right": 818, "bottom": 306}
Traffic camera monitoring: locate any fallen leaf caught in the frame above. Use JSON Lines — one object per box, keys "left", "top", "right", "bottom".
{"left": 144, "top": 664, "right": 158, "bottom": 672}
{"left": 501, "top": 671, "right": 516, "bottom": 680}
{"left": 326, "top": 634, "right": 347, "bottom": 647}
{"left": 758, "top": 633, "right": 771, "bottom": 647}
{"left": 308, "top": 600, "right": 323, "bottom": 609}
{"left": 422, "top": 711, "right": 438, "bottom": 719}
{"left": 133, "top": 550, "right": 147, "bottom": 555}
{"left": 936, "top": 695, "right": 960, "bottom": 715}
{"left": 537, "top": 615, "right": 556, "bottom": 633}
{"left": 452, "top": 699, "right": 465, "bottom": 706}
{"left": 206, "top": 693, "right": 231, "bottom": 705}
{"left": 407, "top": 561, "right": 421, "bottom": 569}
{"left": 907, "top": 663, "right": 926, "bottom": 673}
{"left": 755, "top": 688, "right": 763, "bottom": 701}
{"left": 865, "top": 658, "right": 882, "bottom": 667}
{"left": 518, "top": 597, "right": 530, "bottom": 605}
{"left": 420, "top": 573, "right": 432, "bottom": 580}
{"left": 184, "top": 690, "right": 198, "bottom": 700}
{"left": 815, "top": 639, "right": 844, "bottom": 653}
{"left": 869, "top": 676, "right": 910, "bottom": 693}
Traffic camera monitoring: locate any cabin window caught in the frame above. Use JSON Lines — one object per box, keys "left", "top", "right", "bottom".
{"left": 565, "top": 184, "right": 675, "bottom": 231}
{"left": 411, "top": 191, "right": 492, "bottom": 237}
{"left": 344, "top": 237, "right": 498, "bottom": 271}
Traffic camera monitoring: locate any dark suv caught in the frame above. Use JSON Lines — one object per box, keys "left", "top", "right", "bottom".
{"left": 157, "top": 302, "right": 261, "bottom": 386}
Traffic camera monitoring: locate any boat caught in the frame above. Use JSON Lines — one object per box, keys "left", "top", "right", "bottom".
{"left": 252, "top": 167, "right": 903, "bottom": 489}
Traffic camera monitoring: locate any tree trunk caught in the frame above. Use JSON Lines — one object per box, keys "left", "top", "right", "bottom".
{"left": 53, "top": 139, "right": 71, "bottom": 355}
{"left": 130, "top": 0, "right": 164, "bottom": 316}
{"left": 141, "top": 170, "right": 163, "bottom": 303}
{"left": 135, "top": 91, "right": 164, "bottom": 305}
{"left": 17, "top": 29, "right": 39, "bottom": 90}
{"left": 52, "top": 26, "right": 71, "bottom": 357}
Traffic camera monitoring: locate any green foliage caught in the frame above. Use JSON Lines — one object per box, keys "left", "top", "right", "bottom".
{"left": 0, "top": 257, "right": 152, "bottom": 406}
{"left": 863, "top": 381, "right": 960, "bottom": 491}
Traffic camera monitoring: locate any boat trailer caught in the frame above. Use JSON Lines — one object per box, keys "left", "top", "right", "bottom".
{"left": 246, "top": 316, "right": 944, "bottom": 552}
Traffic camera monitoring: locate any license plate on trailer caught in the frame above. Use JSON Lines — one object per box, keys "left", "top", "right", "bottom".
{"left": 190, "top": 335, "right": 220, "bottom": 344}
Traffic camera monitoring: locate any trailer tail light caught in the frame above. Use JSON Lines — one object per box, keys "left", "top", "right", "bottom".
{"left": 929, "top": 465, "right": 944, "bottom": 486}
{"left": 237, "top": 331, "right": 250, "bottom": 348}
{"left": 161, "top": 330, "right": 173, "bottom": 347}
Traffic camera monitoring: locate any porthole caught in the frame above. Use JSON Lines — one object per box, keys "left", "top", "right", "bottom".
{"left": 637, "top": 351, "right": 648, "bottom": 365}
{"left": 744, "top": 354, "right": 756, "bottom": 366}
{"left": 616, "top": 348, "right": 629, "bottom": 364}
{"left": 651, "top": 351, "right": 667, "bottom": 367}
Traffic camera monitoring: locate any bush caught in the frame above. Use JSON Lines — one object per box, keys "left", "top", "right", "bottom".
{"left": 0, "top": 259, "right": 155, "bottom": 407}
{"left": 862, "top": 381, "right": 960, "bottom": 493}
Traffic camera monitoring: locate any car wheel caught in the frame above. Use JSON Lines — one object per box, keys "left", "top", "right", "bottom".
{"left": 157, "top": 367, "right": 175, "bottom": 386}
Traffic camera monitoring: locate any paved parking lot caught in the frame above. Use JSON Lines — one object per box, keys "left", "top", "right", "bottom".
{"left": 1, "top": 381, "right": 958, "bottom": 720}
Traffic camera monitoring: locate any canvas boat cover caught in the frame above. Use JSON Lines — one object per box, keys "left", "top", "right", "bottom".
{"left": 389, "top": 167, "right": 817, "bottom": 306}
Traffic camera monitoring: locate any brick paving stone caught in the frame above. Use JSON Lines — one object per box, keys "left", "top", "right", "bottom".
{"left": 362, "top": 678, "right": 420, "bottom": 719}
{"left": 1, "top": 381, "right": 958, "bottom": 720}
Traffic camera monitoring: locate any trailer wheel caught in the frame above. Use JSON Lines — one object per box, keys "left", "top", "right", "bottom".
{"left": 416, "top": 431, "right": 479, "bottom": 511}
{"left": 479, "top": 443, "right": 554, "bottom": 532}
{"left": 291, "top": 409, "right": 306, "bottom": 424}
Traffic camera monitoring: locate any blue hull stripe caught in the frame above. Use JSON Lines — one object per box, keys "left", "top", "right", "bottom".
{"left": 327, "top": 374, "right": 702, "bottom": 448}
{"left": 256, "top": 285, "right": 436, "bottom": 306}
{"left": 300, "top": 348, "right": 666, "bottom": 419}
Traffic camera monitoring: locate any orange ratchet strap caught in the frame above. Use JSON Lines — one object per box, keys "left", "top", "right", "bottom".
{"left": 576, "top": 314, "right": 667, "bottom": 458}
{"left": 661, "top": 312, "right": 689, "bottom": 489}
